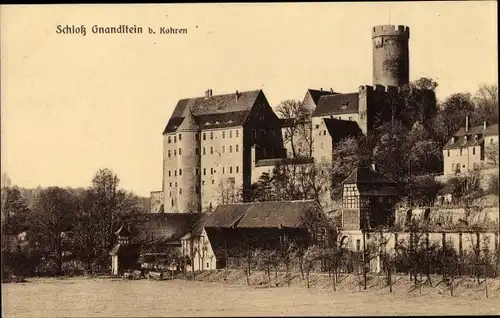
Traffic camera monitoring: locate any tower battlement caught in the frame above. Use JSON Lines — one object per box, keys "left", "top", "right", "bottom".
{"left": 372, "top": 25, "right": 410, "bottom": 39}
{"left": 359, "top": 84, "right": 400, "bottom": 94}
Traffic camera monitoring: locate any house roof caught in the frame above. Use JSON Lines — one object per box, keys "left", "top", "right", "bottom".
{"left": 114, "top": 224, "right": 131, "bottom": 237}
{"left": 343, "top": 165, "right": 398, "bottom": 186}
{"left": 452, "top": 123, "right": 498, "bottom": 137}
{"left": 305, "top": 89, "right": 338, "bottom": 106}
{"left": 323, "top": 118, "right": 363, "bottom": 142}
{"left": 312, "top": 92, "right": 359, "bottom": 117}
{"left": 255, "top": 157, "right": 314, "bottom": 167}
{"left": 177, "top": 110, "right": 199, "bottom": 131}
{"left": 124, "top": 213, "right": 203, "bottom": 244}
{"left": 163, "top": 90, "right": 263, "bottom": 133}
{"left": 443, "top": 123, "right": 498, "bottom": 150}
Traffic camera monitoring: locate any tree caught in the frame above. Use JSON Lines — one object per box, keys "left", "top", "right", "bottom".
{"left": 1, "top": 172, "right": 12, "bottom": 189}
{"left": 434, "top": 93, "right": 475, "bottom": 144}
{"left": 216, "top": 178, "right": 241, "bottom": 205}
{"left": 276, "top": 100, "right": 313, "bottom": 158}
{"left": 29, "top": 187, "right": 78, "bottom": 275}
{"left": 303, "top": 245, "right": 322, "bottom": 289}
{"left": 253, "top": 248, "right": 275, "bottom": 288}
{"left": 472, "top": 84, "right": 498, "bottom": 126}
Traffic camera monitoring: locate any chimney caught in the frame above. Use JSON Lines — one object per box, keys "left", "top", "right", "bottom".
{"left": 330, "top": 88, "right": 334, "bottom": 93}
{"left": 320, "top": 88, "right": 323, "bottom": 91}
{"left": 465, "top": 116, "right": 469, "bottom": 132}
{"left": 484, "top": 120, "right": 487, "bottom": 130}
{"left": 205, "top": 89, "right": 213, "bottom": 98}
{"left": 235, "top": 90, "right": 239, "bottom": 101}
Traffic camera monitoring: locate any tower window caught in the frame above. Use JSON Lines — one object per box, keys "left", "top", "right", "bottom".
{"left": 171, "top": 199, "right": 174, "bottom": 207}
{"left": 196, "top": 168, "right": 199, "bottom": 175}
{"left": 223, "top": 167, "right": 225, "bottom": 174}
{"left": 174, "top": 136, "right": 177, "bottom": 143}
{"left": 174, "top": 170, "right": 177, "bottom": 176}
{"left": 211, "top": 168, "right": 214, "bottom": 175}
{"left": 178, "top": 134, "right": 182, "bottom": 141}
{"left": 179, "top": 148, "right": 182, "bottom": 156}
{"left": 210, "top": 132, "right": 214, "bottom": 140}
{"left": 175, "top": 182, "right": 177, "bottom": 187}
{"left": 230, "top": 166, "right": 233, "bottom": 173}
{"left": 174, "top": 149, "right": 177, "bottom": 156}
{"left": 236, "top": 166, "right": 239, "bottom": 173}
{"left": 203, "top": 133, "right": 206, "bottom": 140}
{"left": 169, "top": 182, "right": 172, "bottom": 187}
{"left": 203, "top": 168, "right": 206, "bottom": 176}
{"left": 169, "top": 170, "right": 171, "bottom": 177}
{"left": 236, "top": 144, "right": 239, "bottom": 152}
{"left": 229, "top": 145, "right": 233, "bottom": 153}
{"left": 179, "top": 188, "right": 182, "bottom": 195}
{"left": 473, "top": 147, "right": 475, "bottom": 155}
{"left": 236, "top": 130, "right": 239, "bottom": 138}
{"left": 168, "top": 136, "right": 171, "bottom": 143}
{"left": 447, "top": 150, "right": 450, "bottom": 157}
{"left": 195, "top": 133, "right": 199, "bottom": 141}
{"left": 261, "top": 129, "right": 266, "bottom": 136}
{"left": 212, "top": 180, "right": 215, "bottom": 185}
{"left": 230, "top": 130, "right": 233, "bottom": 138}
{"left": 203, "top": 147, "right": 206, "bottom": 155}
{"left": 460, "top": 149, "right": 463, "bottom": 156}
{"left": 168, "top": 150, "right": 171, "bottom": 158}
{"left": 179, "top": 169, "right": 182, "bottom": 176}
{"left": 222, "top": 131, "right": 225, "bottom": 139}
{"left": 196, "top": 147, "right": 200, "bottom": 155}
{"left": 222, "top": 146, "right": 225, "bottom": 153}
{"left": 210, "top": 147, "right": 213, "bottom": 154}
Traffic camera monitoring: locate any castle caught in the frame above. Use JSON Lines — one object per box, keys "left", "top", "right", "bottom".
{"left": 150, "top": 24, "right": 411, "bottom": 214}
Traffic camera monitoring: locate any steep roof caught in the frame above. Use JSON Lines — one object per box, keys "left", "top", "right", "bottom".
{"left": 443, "top": 135, "right": 485, "bottom": 150}
{"left": 177, "top": 110, "right": 199, "bottom": 131}
{"left": 323, "top": 118, "right": 363, "bottom": 142}
{"left": 114, "top": 224, "right": 131, "bottom": 237}
{"left": 312, "top": 92, "right": 359, "bottom": 117}
{"left": 163, "top": 90, "right": 263, "bottom": 133}
{"left": 305, "top": 89, "right": 338, "bottom": 105}
{"left": 452, "top": 123, "right": 498, "bottom": 137}
{"left": 255, "top": 157, "right": 314, "bottom": 167}
{"left": 124, "top": 213, "right": 203, "bottom": 244}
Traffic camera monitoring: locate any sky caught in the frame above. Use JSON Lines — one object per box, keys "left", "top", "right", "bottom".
{"left": 1, "top": 2, "right": 497, "bottom": 197}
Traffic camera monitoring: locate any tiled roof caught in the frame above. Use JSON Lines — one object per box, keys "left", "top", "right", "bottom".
{"left": 312, "top": 92, "right": 359, "bottom": 117}
{"left": 343, "top": 165, "right": 398, "bottom": 186}
{"left": 323, "top": 118, "right": 363, "bottom": 142}
{"left": 255, "top": 157, "right": 314, "bottom": 167}
{"left": 305, "top": 89, "right": 338, "bottom": 105}
{"left": 163, "top": 90, "right": 263, "bottom": 133}
{"left": 443, "top": 135, "right": 484, "bottom": 150}
{"left": 443, "top": 123, "right": 498, "bottom": 150}
{"left": 123, "top": 213, "right": 203, "bottom": 244}
{"left": 452, "top": 124, "right": 498, "bottom": 137}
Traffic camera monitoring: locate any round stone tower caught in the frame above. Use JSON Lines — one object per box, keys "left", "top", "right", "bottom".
{"left": 176, "top": 110, "right": 201, "bottom": 213}
{"left": 372, "top": 25, "right": 410, "bottom": 87}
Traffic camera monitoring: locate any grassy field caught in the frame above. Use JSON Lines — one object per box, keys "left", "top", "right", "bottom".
{"left": 2, "top": 274, "right": 500, "bottom": 317}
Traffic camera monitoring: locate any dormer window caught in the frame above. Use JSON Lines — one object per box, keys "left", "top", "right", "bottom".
{"left": 474, "top": 135, "right": 479, "bottom": 141}
{"left": 450, "top": 137, "right": 456, "bottom": 144}
{"left": 341, "top": 102, "right": 349, "bottom": 110}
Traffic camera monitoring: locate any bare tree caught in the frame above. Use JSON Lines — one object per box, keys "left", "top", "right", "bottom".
{"left": 216, "top": 178, "right": 241, "bottom": 205}
{"left": 303, "top": 245, "right": 322, "bottom": 289}
{"left": 276, "top": 100, "right": 313, "bottom": 158}
{"left": 253, "top": 248, "right": 275, "bottom": 288}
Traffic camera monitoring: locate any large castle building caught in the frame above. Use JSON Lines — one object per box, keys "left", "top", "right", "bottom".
{"left": 150, "top": 24, "right": 411, "bottom": 214}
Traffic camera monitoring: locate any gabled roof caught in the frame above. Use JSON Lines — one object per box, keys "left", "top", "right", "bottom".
{"left": 304, "top": 89, "right": 338, "bottom": 106}
{"left": 323, "top": 118, "right": 363, "bottom": 142}
{"left": 114, "top": 224, "right": 131, "bottom": 237}
{"left": 211, "top": 200, "right": 320, "bottom": 229}
{"left": 163, "top": 90, "right": 263, "bottom": 133}
{"left": 343, "top": 165, "right": 397, "bottom": 186}
{"left": 312, "top": 93, "right": 359, "bottom": 117}
{"left": 123, "top": 213, "right": 203, "bottom": 244}
{"left": 452, "top": 123, "right": 498, "bottom": 137}
{"left": 177, "top": 110, "right": 199, "bottom": 131}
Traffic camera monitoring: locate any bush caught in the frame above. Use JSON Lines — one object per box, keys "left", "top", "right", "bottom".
{"left": 62, "top": 260, "right": 86, "bottom": 276}
{"left": 487, "top": 174, "right": 499, "bottom": 195}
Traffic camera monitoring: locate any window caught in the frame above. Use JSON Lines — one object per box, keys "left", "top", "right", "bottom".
{"left": 174, "top": 149, "right": 177, "bottom": 156}
{"left": 230, "top": 166, "right": 233, "bottom": 173}
{"left": 223, "top": 167, "right": 225, "bottom": 174}
{"left": 168, "top": 150, "right": 171, "bottom": 158}
{"left": 203, "top": 168, "right": 206, "bottom": 175}
{"left": 222, "top": 145, "right": 225, "bottom": 153}
{"left": 236, "top": 130, "right": 239, "bottom": 138}
{"left": 447, "top": 150, "right": 450, "bottom": 157}
{"left": 236, "top": 166, "right": 239, "bottom": 173}
{"left": 473, "top": 147, "right": 475, "bottom": 155}
{"left": 356, "top": 239, "right": 361, "bottom": 251}
{"left": 270, "top": 130, "right": 275, "bottom": 137}
{"left": 168, "top": 136, "right": 171, "bottom": 143}
{"left": 169, "top": 170, "right": 171, "bottom": 177}
{"left": 321, "top": 143, "right": 324, "bottom": 149}
{"left": 229, "top": 145, "right": 233, "bottom": 153}
{"left": 179, "top": 188, "right": 182, "bottom": 195}
{"left": 174, "top": 170, "right": 177, "bottom": 176}
{"left": 270, "top": 147, "right": 274, "bottom": 156}
{"left": 491, "top": 138, "right": 494, "bottom": 144}
{"left": 175, "top": 182, "right": 177, "bottom": 187}
{"left": 323, "top": 130, "right": 326, "bottom": 136}
{"left": 348, "top": 116, "right": 352, "bottom": 121}
{"left": 196, "top": 186, "right": 199, "bottom": 194}
{"left": 230, "top": 130, "right": 233, "bottom": 138}
{"left": 338, "top": 116, "right": 341, "bottom": 120}
{"left": 210, "top": 147, "right": 213, "bottom": 155}
{"left": 196, "top": 147, "right": 200, "bottom": 155}
{"left": 210, "top": 132, "right": 214, "bottom": 140}
{"left": 178, "top": 134, "right": 182, "bottom": 141}
{"left": 252, "top": 129, "right": 257, "bottom": 138}
{"left": 196, "top": 168, "right": 199, "bottom": 175}
{"left": 222, "top": 131, "right": 225, "bottom": 139}
{"left": 315, "top": 125, "right": 319, "bottom": 129}
{"left": 212, "top": 180, "right": 215, "bottom": 185}
{"left": 263, "top": 148, "right": 267, "bottom": 157}
{"left": 169, "top": 191, "right": 171, "bottom": 197}
{"left": 211, "top": 168, "right": 214, "bottom": 175}
{"left": 179, "top": 169, "right": 182, "bottom": 176}
{"left": 236, "top": 144, "right": 239, "bottom": 152}
{"left": 174, "top": 136, "right": 177, "bottom": 143}
{"left": 203, "top": 147, "right": 206, "bottom": 155}
{"left": 179, "top": 148, "right": 182, "bottom": 156}
{"left": 169, "top": 182, "right": 172, "bottom": 187}
{"left": 202, "top": 181, "right": 205, "bottom": 185}
{"left": 460, "top": 149, "right": 463, "bottom": 156}
{"left": 195, "top": 133, "right": 199, "bottom": 141}
{"left": 261, "top": 129, "right": 266, "bottom": 136}
{"left": 171, "top": 199, "right": 174, "bottom": 207}
{"left": 203, "top": 133, "right": 206, "bottom": 140}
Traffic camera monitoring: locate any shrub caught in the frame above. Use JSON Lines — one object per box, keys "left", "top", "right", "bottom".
{"left": 487, "top": 174, "right": 499, "bottom": 195}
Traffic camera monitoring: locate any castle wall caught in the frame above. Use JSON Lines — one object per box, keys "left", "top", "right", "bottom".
{"left": 177, "top": 129, "right": 202, "bottom": 213}
{"left": 163, "top": 132, "right": 179, "bottom": 212}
